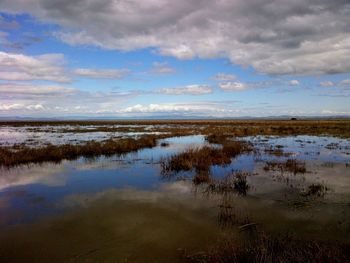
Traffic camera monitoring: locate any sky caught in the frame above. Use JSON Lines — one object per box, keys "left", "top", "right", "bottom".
{"left": 0, "top": 0, "right": 350, "bottom": 118}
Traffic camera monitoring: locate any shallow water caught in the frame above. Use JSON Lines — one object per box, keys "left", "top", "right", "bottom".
{"left": 0, "top": 134, "right": 349, "bottom": 262}
{"left": 0, "top": 125, "right": 166, "bottom": 147}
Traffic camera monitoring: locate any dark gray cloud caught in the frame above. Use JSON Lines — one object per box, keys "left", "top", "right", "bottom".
{"left": 1, "top": 0, "right": 350, "bottom": 75}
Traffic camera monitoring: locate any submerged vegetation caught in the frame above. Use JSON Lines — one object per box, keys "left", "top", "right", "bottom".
{"left": 182, "top": 232, "right": 350, "bottom": 263}
{"left": 263, "top": 159, "right": 307, "bottom": 175}
{"left": 205, "top": 171, "right": 251, "bottom": 196}
{"left": 302, "top": 183, "right": 329, "bottom": 198}
{"left": 264, "top": 145, "right": 293, "bottom": 157}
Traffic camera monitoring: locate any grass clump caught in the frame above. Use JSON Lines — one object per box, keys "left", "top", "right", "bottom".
{"left": 193, "top": 171, "right": 212, "bottom": 185}
{"left": 233, "top": 173, "right": 250, "bottom": 196}
{"left": 264, "top": 146, "right": 292, "bottom": 157}
{"left": 161, "top": 139, "right": 252, "bottom": 177}
{"left": 0, "top": 136, "right": 158, "bottom": 168}
{"left": 206, "top": 171, "right": 251, "bottom": 196}
{"left": 205, "top": 134, "right": 230, "bottom": 144}
{"left": 302, "top": 183, "right": 329, "bottom": 197}
{"left": 161, "top": 146, "right": 231, "bottom": 176}
{"left": 264, "top": 159, "right": 306, "bottom": 175}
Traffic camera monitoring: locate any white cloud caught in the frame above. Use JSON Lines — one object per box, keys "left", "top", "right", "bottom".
{"left": 319, "top": 79, "right": 350, "bottom": 87}
{"left": 1, "top": 0, "right": 349, "bottom": 75}
{"left": 118, "top": 102, "right": 234, "bottom": 116}
{"left": 0, "top": 82, "right": 139, "bottom": 115}
{"left": 115, "top": 101, "right": 313, "bottom": 118}
{"left": 0, "top": 51, "right": 70, "bottom": 82}
{"left": 0, "top": 103, "right": 23, "bottom": 110}
{"left": 120, "top": 104, "right": 181, "bottom": 113}
{"left": 73, "top": 68, "right": 130, "bottom": 79}
{"left": 288, "top": 80, "right": 300, "bottom": 86}
{"left": 151, "top": 62, "right": 176, "bottom": 74}
{"left": 319, "top": 81, "right": 335, "bottom": 87}
{"left": 0, "top": 103, "right": 44, "bottom": 111}
{"left": 321, "top": 110, "right": 350, "bottom": 115}
{"left": 213, "top": 73, "right": 236, "bottom": 81}
{"left": 0, "top": 83, "right": 75, "bottom": 95}
{"left": 159, "top": 45, "right": 195, "bottom": 60}
{"left": 26, "top": 104, "right": 45, "bottom": 110}
{"left": 157, "top": 84, "right": 212, "bottom": 95}
{"left": 219, "top": 81, "right": 247, "bottom": 91}
{"left": 340, "top": 79, "right": 350, "bottom": 86}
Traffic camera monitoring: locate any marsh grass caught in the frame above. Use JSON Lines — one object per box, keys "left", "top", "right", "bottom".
{"left": 217, "top": 202, "right": 252, "bottom": 228}
{"left": 160, "top": 139, "right": 252, "bottom": 178}
{"left": 205, "top": 134, "right": 230, "bottom": 144}
{"left": 214, "top": 172, "right": 252, "bottom": 227}
{"left": 206, "top": 171, "right": 251, "bottom": 196}
{"left": 264, "top": 146, "right": 293, "bottom": 157}
{"left": 302, "top": 183, "right": 329, "bottom": 197}
{"left": 233, "top": 173, "right": 250, "bottom": 196}
{"left": 160, "top": 142, "right": 170, "bottom": 147}
{"left": 1, "top": 120, "right": 348, "bottom": 167}
{"left": 286, "top": 184, "right": 330, "bottom": 209}
{"left": 160, "top": 146, "right": 231, "bottom": 177}
{"left": 193, "top": 171, "right": 212, "bottom": 185}
{"left": 264, "top": 159, "right": 306, "bottom": 175}
{"left": 2, "top": 119, "right": 350, "bottom": 138}
{"left": 182, "top": 232, "right": 350, "bottom": 263}
{"left": 0, "top": 136, "right": 158, "bottom": 167}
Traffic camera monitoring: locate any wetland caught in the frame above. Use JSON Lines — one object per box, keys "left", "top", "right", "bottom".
{"left": 0, "top": 120, "right": 349, "bottom": 262}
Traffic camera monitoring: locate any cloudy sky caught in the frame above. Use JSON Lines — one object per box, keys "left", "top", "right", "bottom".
{"left": 0, "top": 0, "right": 350, "bottom": 118}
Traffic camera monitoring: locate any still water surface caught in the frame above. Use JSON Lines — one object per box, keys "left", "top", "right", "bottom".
{"left": 0, "top": 135, "right": 349, "bottom": 262}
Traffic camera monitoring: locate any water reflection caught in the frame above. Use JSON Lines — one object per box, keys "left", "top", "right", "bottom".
{"left": 0, "top": 135, "right": 349, "bottom": 224}
{"left": 0, "top": 135, "right": 349, "bottom": 262}
{"left": 0, "top": 125, "right": 166, "bottom": 147}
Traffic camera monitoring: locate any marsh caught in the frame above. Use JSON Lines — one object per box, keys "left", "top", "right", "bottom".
{"left": 0, "top": 120, "right": 349, "bottom": 262}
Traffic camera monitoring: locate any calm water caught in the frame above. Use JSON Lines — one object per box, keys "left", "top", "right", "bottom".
{"left": 0, "top": 125, "right": 166, "bottom": 147}
{"left": 0, "top": 134, "right": 349, "bottom": 262}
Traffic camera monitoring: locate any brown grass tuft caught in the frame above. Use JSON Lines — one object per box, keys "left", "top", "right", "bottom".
{"left": 206, "top": 171, "right": 251, "bottom": 196}
{"left": 161, "top": 139, "right": 252, "bottom": 178}
{"left": 0, "top": 136, "right": 158, "bottom": 168}
{"left": 264, "top": 159, "right": 306, "bottom": 175}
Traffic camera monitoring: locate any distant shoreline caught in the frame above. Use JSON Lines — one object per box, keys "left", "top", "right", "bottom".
{"left": 1, "top": 118, "right": 350, "bottom": 125}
